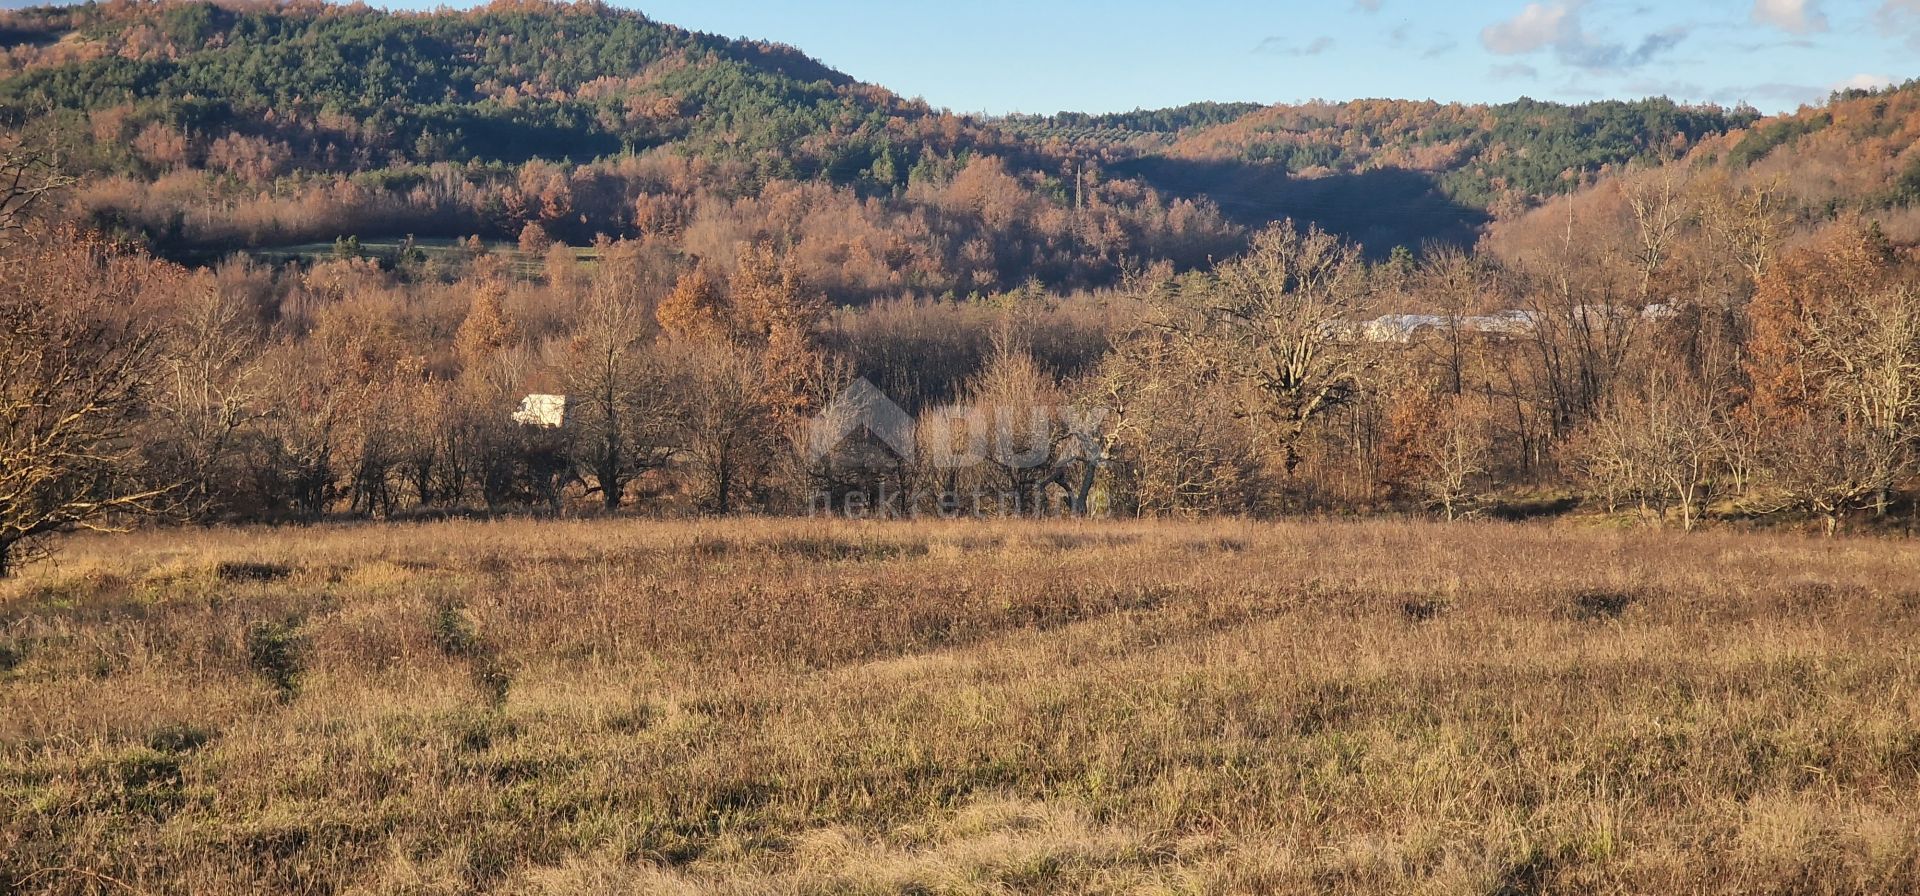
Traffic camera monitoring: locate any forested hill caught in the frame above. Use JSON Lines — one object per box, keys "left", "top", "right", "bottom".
{"left": 1165, "top": 98, "right": 1756, "bottom": 208}
{"left": 1474, "top": 79, "right": 1920, "bottom": 263}
{"left": 0, "top": 0, "right": 941, "bottom": 178}
{"left": 0, "top": 0, "right": 1897, "bottom": 299}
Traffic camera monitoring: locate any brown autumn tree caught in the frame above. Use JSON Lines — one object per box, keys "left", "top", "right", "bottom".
{"left": 454, "top": 280, "right": 518, "bottom": 368}
{"left": 0, "top": 233, "right": 178, "bottom": 576}
{"left": 656, "top": 262, "right": 731, "bottom": 342}
{"left": 1746, "top": 223, "right": 1920, "bottom": 531}
{"left": 727, "top": 241, "right": 832, "bottom": 428}
{"left": 517, "top": 221, "right": 554, "bottom": 255}
{"left": 1383, "top": 383, "right": 1495, "bottom": 521}
{"left": 959, "top": 339, "right": 1067, "bottom": 513}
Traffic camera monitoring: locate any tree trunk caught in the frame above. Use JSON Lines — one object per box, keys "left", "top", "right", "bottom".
{"left": 599, "top": 428, "right": 623, "bottom": 511}
{"left": 0, "top": 539, "right": 11, "bottom": 579}
{"left": 1075, "top": 463, "right": 1098, "bottom": 516}
{"left": 600, "top": 457, "right": 622, "bottom": 511}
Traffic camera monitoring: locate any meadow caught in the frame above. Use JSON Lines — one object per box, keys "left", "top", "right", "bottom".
{"left": 3, "top": 516, "right": 1919, "bottom": 894}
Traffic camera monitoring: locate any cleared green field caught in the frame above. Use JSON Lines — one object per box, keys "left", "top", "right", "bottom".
{"left": 251, "top": 238, "right": 600, "bottom": 274}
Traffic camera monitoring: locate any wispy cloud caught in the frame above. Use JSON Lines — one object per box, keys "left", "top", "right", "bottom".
{"left": 1751, "top": 0, "right": 1828, "bottom": 35}
{"left": 1480, "top": 2, "right": 1689, "bottom": 71}
{"left": 1254, "top": 35, "right": 1336, "bottom": 57}
{"left": 1880, "top": 0, "right": 1920, "bottom": 49}
{"left": 1390, "top": 23, "right": 1458, "bottom": 58}
{"left": 1353, "top": 0, "right": 1385, "bottom": 11}
{"left": 1731, "top": 37, "right": 1818, "bottom": 51}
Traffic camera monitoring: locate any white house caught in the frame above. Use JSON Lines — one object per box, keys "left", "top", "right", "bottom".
{"left": 511, "top": 394, "right": 571, "bottom": 428}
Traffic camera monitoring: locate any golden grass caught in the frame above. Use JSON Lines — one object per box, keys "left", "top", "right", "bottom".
{"left": 4, "top": 517, "right": 1920, "bottom": 894}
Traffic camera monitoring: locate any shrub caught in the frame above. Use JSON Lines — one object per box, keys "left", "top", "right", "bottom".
{"left": 244, "top": 619, "right": 303, "bottom": 697}
{"left": 474, "top": 659, "right": 512, "bottom": 709}
{"left": 215, "top": 561, "right": 292, "bottom": 582}
{"left": 0, "top": 637, "right": 25, "bottom": 673}
{"left": 430, "top": 601, "right": 480, "bottom": 657}
{"left": 1401, "top": 598, "right": 1446, "bottom": 621}
{"left": 1571, "top": 590, "right": 1635, "bottom": 620}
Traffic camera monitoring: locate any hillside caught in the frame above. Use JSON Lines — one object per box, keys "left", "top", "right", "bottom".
{"left": 991, "top": 97, "right": 1763, "bottom": 251}
{"left": 1683, "top": 82, "right": 1920, "bottom": 232}
{"left": 2, "top": 0, "right": 1247, "bottom": 298}
{"left": 0, "top": 0, "right": 889, "bottom": 176}
{"left": 0, "top": 0, "right": 1821, "bottom": 289}
{"left": 1164, "top": 97, "right": 1756, "bottom": 209}
{"left": 1481, "top": 80, "right": 1920, "bottom": 267}
{"left": 5, "top": 1, "right": 1918, "bottom": 293}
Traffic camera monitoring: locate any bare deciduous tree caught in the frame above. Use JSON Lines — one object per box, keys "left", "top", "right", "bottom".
{"left": 672, "top": 340, "right": 778, "bottom": 513}
{"left": 0, "top": 236, "right": 175, "bottom": 576}
{"left": 561, "top": 273, "right": 676, "bottom": 510}
{"left": 1697, "top": 174, "right": 1790, "bottom": 286}
{"left": 1621, "top": 165, "right": 1694, "bottom": 303}
{"left": 151, "top": 284, "right": 270, "bottom": 514}
{"left": 1415, "top": 394, "right": 1494, "bottom": 522}
{"left": 1573, "top": 368, "right": 1722, "bottom": 530}
{"left": 1163, "top": 220, "right": 1371, "bottom": 484}
{"left": 0, "top": 146, "right": 74, "bottom": 243}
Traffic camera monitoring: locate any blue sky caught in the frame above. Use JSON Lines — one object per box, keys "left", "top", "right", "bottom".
{"left": 8, "top": 0, "right": 1914, "bottom": 113}
{"left": 607, "top": 0, "right": 1915, "bottom": 114}
{"left": 601, "top": 0, "right": 1915, "bottom": 114}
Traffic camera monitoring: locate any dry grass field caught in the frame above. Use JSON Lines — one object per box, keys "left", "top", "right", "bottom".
{"left": 4, "top": 517, "right": 1920, "bottom": 895}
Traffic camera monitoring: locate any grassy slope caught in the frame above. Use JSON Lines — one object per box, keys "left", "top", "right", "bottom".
{"left": 3, "top": 517, "right": 1920, "bottom": 893}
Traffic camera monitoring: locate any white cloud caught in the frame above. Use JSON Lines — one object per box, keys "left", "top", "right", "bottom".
{"left": 1752, "top": 0, "right": 1829, "bottom": 34}
{"left": 1835, "top": 73, "right": 1896, "bottom": 91}
{"left": 1480, "top": 2, "right": 1685, "bottom": 70}
{"left": 1482, "top": 2, "right": 1578, "bottom": 54}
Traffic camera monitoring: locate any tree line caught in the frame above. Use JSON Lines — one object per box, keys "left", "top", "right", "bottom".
{"left": 7, "top": 136, "right": 1920, "bottom": 575}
